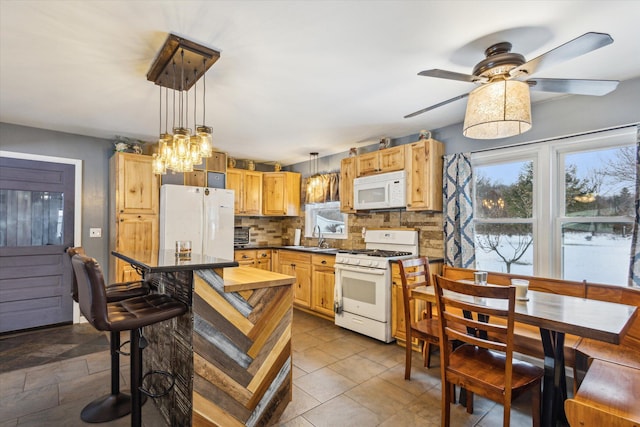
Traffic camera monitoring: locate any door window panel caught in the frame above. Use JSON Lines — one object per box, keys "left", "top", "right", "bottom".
{"left": 0, "top": 190, "right": 64, "bottom": 247}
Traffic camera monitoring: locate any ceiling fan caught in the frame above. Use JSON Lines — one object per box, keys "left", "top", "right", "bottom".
{"left": 405, "top": 32, "right": 619, "bottom": 122}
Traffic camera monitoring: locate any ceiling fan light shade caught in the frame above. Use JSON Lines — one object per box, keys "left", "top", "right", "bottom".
{"left": 463, "top": 80, "right": 532, "bottom": 139}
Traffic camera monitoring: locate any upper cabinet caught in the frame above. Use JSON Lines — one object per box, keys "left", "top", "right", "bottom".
{"left": 114, "top": 153, "right": 159, "bottom": 215}
{"left": 405, "top": 139, "right": 444, "bottom": 211}
{"left": 339, "top": 139, "right": 444, "bottom": 212}
{"left": 356, "top": 145, "right": 404, "bottom": 176}
{"left": 339, "top": 157, "right": 357, "bottom": 213}
{"left": 227, "top": 168, "right": 263, "bottom": 216}
{"left": 263, "top": 172, "right": 301, "bottom": 216}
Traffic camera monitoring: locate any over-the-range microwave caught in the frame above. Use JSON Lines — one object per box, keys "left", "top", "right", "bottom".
{"left": 353, "top": 170, "right": 406, "bottom": 210}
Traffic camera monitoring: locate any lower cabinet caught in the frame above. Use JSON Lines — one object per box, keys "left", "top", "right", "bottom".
{"left": 277, "top": 251, "right": 312, "bottom": 308}
{"left": 276, "top": 250, "right": 336, "bottom": 318}
{"left": 234, "top": 249, "right": 272, "bottom": 270}
{"left": 391, "top": 262, "right": 443, "bottom": 351}
{"left": 311, "top": 254, "right": 335, "bottom": 318}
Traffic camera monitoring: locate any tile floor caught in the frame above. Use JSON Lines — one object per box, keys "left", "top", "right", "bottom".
{"left": 1, "top": 310, "right": 540, "bottom": 426}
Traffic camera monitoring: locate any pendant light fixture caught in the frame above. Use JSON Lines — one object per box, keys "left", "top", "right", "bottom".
{"left": 148, "top": 34, "right": 220, "bottom": 175}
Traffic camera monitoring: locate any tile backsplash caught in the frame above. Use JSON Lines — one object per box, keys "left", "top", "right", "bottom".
{"left": 235, "top": 210, "right": 444, "bottom": 259}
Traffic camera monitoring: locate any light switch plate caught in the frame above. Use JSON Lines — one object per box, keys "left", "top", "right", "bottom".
{"left": 89, "top": 228, "right": 102, "bottom": 238}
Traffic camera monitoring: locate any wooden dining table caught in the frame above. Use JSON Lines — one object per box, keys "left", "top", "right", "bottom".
{"left": 412, "top": 284, "right": 638, "bottom": 427}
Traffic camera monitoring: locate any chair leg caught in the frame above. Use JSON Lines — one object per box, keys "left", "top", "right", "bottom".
{"left": 442, "top": 380, "right": 451, "bottom": 427}
{"left": 130, "top": 328, "right": 144, "bottom": 427}
{"left": 531, "top": 380, "right": 541, "bottom": 427}
{"left": 425, "top": 342, "right": 433, "bottom": 369}
{"left": 80, "top": 331, "right": 131, "bottom": 422}
{"left": 504, "top": 398, "right": 511, "bottom": 427}
{"left": 405, "top": 335, "right": 412, "bottom": 380}
{"left": 466, "top": 391, "right": 474, "bottom": 414}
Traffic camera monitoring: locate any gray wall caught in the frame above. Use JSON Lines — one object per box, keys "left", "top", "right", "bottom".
{"left": 1, "top": 123, "right": 114, "bottom": 278}
{"left": 436, "top": 76, "right": 640, "bottom": 154}
{"left": 288, "top": 75, "right": 640, "bottom": 173}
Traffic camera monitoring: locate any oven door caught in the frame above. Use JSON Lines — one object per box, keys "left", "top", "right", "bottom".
{"left": 334, "top": 264, "right": 389, "bottom": 322}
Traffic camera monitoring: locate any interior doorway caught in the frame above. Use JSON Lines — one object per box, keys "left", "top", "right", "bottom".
{"left": 0, "top": 153, "right": 81, "bottom": 333}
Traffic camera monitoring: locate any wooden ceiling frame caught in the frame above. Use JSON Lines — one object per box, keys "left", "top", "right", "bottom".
{"left": 146, "top": 34, "right": 220, "bottom": 91}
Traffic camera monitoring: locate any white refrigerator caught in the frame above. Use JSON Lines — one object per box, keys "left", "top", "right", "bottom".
{"left": 159, "top": 184, "right": 235, "bottom": 261}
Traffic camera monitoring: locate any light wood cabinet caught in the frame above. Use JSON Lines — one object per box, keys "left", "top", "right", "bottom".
{"left": 234, "top": 249, "right": 272, "bottom": 270}
{"left": 405, "top": 138, "right": 444, "bottom": 211}
{"left": 227, "top": 168, "right": 263, "bottom": 216}
{"left": 391, "top": 261, "right": 442, "bottom": 349}
{"left": 277, "top": 251, "right": 311, "bottom": 307}
{"left": 262, "top": 172, "right": 301, "bottom": 216}
{"left": 339, "top": 157, "right": 357, "bottom": 213}
{"left": 110, "top": 153, "right": 159, "bottom": 282}
{"left": 311, "top": 254, "right": 335, "bottom": 318}
{"left": 390, "top": 263, "right": 424, "bottom": 350}
{"left": 356, "top": 146, "right": 404, "bottom": 176}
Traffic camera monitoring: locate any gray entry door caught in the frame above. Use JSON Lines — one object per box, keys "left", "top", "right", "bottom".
{"left": 0, "top": 157, "right": 75, "bottom": 333}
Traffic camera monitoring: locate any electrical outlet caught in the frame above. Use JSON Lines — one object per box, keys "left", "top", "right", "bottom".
{"left": 89, "top": 228, "right": 102, "bottom": 238}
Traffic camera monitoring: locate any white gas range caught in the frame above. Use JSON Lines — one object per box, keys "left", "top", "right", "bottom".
{"left": 334, "top": 229, "right": 418, "bottom": 342}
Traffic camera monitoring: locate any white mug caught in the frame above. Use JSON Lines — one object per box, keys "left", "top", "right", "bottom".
{"left": 511, "top": 278, "right": 529, "bottom": 300}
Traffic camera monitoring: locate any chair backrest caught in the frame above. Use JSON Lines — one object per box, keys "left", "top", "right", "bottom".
{"left": 66, "top": 246, "right": 86, "bottom": 302}
{"left": 398, "top": 257, "right": 432, "bottom": 326}
{"left": 434, "top": 275, "right": 516, "bottom": 392}
{"left": 71, "top": 253, "right": 110, "bottom": 331}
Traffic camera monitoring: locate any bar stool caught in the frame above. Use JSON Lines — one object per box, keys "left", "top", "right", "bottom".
{"left": 67, "top": 247, "right": 151, "bottom": 422}
{"left": 71, "top": 253, "right": 187, "bottom": 427}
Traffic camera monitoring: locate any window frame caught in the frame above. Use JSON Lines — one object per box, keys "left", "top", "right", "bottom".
{"left": 471, "top": 126, "right": 636, "bottom": 283}
{"left": 304, "top": 201, "right": 348, "bottom": 240}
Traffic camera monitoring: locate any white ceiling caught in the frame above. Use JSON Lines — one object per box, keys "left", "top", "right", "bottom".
{"left": 1, "top": 1, "right": 639, "bottom": 166}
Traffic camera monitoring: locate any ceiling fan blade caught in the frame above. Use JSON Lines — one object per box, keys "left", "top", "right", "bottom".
{"left": 510, "top": 32, "right": 613, "bottom": 79}
{"left": 527, "top": 78, "right": 619, "bottom": 96}
{"left": 418, "top": 69, "right": 487, "bottom": 83}
{"left": 404, "top": 93, "right": 469, "bottom": 119}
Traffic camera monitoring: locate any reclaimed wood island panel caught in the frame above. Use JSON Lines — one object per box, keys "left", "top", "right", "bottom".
{"left": 112, "top": 250, "right": 295, "bottom": 426}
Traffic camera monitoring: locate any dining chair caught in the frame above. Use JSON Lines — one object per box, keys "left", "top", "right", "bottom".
{"left": 434, "top": 275, "right": 543, "bottom": 427}
{"left": 398, "top": 257, "right": 440, "bottom": 377}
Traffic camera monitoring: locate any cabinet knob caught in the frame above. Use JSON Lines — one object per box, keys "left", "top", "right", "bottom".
{"left": 242, "top": 255, "right": 249, "bottom": 259}
{"left": 321, "top": 260, "right": 327, "bottom": 264}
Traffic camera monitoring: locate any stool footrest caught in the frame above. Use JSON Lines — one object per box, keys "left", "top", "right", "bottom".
{"left": 140, "top": 370, "right": 176, "bottom": 398}
{"left": 117, "top": 339, "right": 131, "bottom": 356}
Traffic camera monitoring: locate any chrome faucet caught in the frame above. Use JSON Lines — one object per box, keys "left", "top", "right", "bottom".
{"left": 313, "top": 225, "right": 327, "bottom": 248}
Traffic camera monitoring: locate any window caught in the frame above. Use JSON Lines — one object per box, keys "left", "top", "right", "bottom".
{"left": 472, "top": 127, "right": 636, "bottom": 286}
{"left": 304, "top": 201, "right": 348, "bottom": 239}
{"left": 474, "top": 158, "right": 536, "bottom": 275}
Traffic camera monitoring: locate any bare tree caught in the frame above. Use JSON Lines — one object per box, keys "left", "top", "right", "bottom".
{"left": 476, "top": 230, "right": 533, "bottom": 273}
{"left": 603, "top": 145, "right": 636, "bottom": 186}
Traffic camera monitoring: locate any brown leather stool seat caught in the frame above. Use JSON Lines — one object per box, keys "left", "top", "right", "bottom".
{"left": 67, "top": 247, "right": 151, "bottom": 423}
{"left": 72, "top": 253, "right": 187, "bottom": 427}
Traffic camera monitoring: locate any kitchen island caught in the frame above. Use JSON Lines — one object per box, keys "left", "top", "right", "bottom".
{"left": 112, "top": 250, "right": 295, "bottom": 427}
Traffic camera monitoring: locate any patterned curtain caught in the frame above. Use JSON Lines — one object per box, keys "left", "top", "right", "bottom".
{"left": 443, "top": 153, "right": 476, "bottom": 268}
{"left": 305, "top": 172, "right": 339, "bottom": 204}
{"left": 629, "top": 125, "right": 640, "bottom": 287}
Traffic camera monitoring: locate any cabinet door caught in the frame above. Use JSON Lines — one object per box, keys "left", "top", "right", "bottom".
{"left": 379, "top": 146, "right": 404, "bottom": 173}
{"left": 340, "top": 157, "right": 357, "bottom": 213}
{"left": 115, "top": 214, "right": 158, "bottom": 281}
{"left": 255, "top": 258, "right": 271, "bottom": 271}
{"left": 294, "top": 263, "right": 312, "bottom": 307}
{"left": 243, "top": 171, "right": 263, "bottom": 215}
{"left": 115, "top": 153, "right": 159, "bottom": 214}
{"left": 226, "top": 169, "right": 244, "bottom": 214}
{"left": 205, "top": 152, "right": 227, "bottom": 173}
{"left": 262, "top": 173, "right": 286, "bottom": 215}
{"left": 405, "top": 139, "right": 444, "bottom": 211}
{"left": 357, "top": 152, "right": 379, "bottom": 176}
{"left": 184, "top": 170, "right": 206, "bottom": 187}
{"left": 312, "top": 267, "right": 335, "bottom": 317}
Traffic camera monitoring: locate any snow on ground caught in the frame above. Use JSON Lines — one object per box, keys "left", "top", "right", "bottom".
{"left": 474, "top": 232, "right": 631, "bottom": 286}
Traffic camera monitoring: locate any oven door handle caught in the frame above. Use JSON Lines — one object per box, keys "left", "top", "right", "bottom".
{"left": 334, "top": 265, "right": 386, "bottom": 275}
